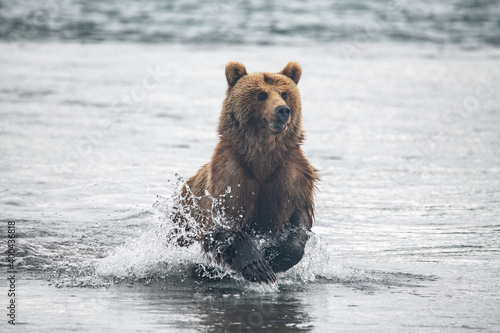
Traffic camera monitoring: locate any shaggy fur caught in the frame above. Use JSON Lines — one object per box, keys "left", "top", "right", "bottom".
{"left": 175, "top": 61, "right": 318, "bottom": 283}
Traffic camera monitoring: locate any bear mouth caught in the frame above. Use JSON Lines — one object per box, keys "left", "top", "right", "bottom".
{"left": 268, "top": 121, "right": 288, "bottom": 134}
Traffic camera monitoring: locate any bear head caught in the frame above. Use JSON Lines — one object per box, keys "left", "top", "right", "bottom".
{"left": 219, "top": 61, "right": 304, "bottom": 147}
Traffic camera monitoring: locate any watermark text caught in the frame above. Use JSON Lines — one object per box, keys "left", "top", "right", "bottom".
{"left": 6, "top": 221, "right": 17, "bottom": 325}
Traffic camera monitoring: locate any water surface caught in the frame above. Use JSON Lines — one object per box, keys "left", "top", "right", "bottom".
{"left": 1, "top": 25, "right": 499, "bottom": 333}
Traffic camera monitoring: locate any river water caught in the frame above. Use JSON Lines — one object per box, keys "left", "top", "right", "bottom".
{"left": 1, "top": 1, "right": 500, "bottom": 332}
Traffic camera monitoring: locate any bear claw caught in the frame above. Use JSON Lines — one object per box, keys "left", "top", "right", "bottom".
{"left": 241, "top": 260, "right": 276, "bottom": 284}
{"left": 204, "top": 229, "right": 278, "bottom": 283}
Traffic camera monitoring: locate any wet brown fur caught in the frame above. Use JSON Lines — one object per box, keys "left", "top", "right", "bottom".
{"left": 177, "top": 61, "right": 318, "bottom": 241}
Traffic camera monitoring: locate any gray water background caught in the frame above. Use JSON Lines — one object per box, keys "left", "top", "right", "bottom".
{"left": 1, "top": 0, "right": 500, "bottom": 46}
{"left": 1, "top": 1, "right": 500, "bottom": 332}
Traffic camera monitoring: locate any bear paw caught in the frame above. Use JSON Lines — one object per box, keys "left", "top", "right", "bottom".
{"left": 240, "top": 259, "right": 277, "bottom": 284}
{"left": 203, "top": 229, "right": 277, "bottom": 284}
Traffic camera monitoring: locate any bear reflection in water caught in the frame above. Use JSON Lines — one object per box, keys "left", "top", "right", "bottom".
{"left": 173, "top": 62, "right": 318, "bottom": 284}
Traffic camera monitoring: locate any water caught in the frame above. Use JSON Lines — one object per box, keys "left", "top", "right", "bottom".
{"left": 1, "top": 0, "right": 500, "bottom": 46}
{"left": 1, "top": 1, "right": 500, "bottom": 332}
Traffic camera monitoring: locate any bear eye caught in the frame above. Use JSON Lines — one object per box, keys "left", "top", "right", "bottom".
{"left": 281, "top": 92, "right": 288, "bottom": 101}
{"left": 257, "top": 92, "right": 268, "bottom": 101}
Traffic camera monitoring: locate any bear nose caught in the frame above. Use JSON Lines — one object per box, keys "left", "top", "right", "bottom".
{"left": 275, "top": 105, "right": 290, "bottom": 122}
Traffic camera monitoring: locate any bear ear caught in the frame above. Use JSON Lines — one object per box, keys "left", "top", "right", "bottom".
{"left": 278, "top": 61, "right": 302, "bottom": 85}
{"left": 225, "top": 61, "right": 248, "bottom": 88}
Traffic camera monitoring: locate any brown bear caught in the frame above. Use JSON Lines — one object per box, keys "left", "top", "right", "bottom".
{"left": 174, "top": 61, "right": 318, "bottom": 284}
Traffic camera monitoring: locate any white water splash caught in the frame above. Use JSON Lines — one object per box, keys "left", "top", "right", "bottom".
{"left": 55, "top": 177, "right": 435, "bottom": 291}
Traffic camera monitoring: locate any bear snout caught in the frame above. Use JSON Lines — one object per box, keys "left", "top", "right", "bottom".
{"left": 275, "top": 105, "right": 290, "bottom": 123}
{"left": 268, "top": 105, "right": 291, "bottom": 134}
